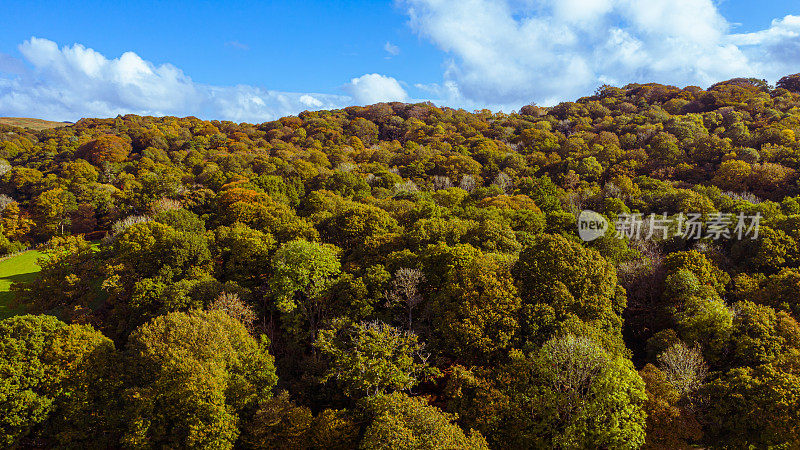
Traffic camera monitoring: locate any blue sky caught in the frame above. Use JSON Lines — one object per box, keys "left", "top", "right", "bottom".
{"left": 0, "top": 0, "right": 799, "bottom": 122}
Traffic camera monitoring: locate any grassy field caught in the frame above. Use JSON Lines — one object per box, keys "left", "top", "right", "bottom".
{"left": 0, "top": 117, "right": 72, "bottom": 130}
{"left": 0, "top": 250, "right": 44, "bottom": 319}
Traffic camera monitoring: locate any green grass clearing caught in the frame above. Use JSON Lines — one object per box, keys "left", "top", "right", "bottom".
{"left": 0, "top": 250, "right": 44, "bottom": 319}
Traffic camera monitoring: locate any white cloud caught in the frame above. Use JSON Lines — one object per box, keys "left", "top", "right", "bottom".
{"left": 299, "top": 94, "right": 324, "bottom": 108}
{"left": 344, "top": 73, "right": 410, "bottom": 104}
{"left": 729, "top": 15, "right": 800, "bottom": 73}
{"left": 0, "top": 53, "right": 25, "bottom": 75}
{"left": 402, "top": 0, "right": 800, "bottom": 109}
{"left": 5, "top": 5, "right": 800, "bottom": 123}
{"left": 384, "top": 41, "right": 401, "bottom": 56}
{"left": 0, "top": 37, "right": 385, "bottom": 122}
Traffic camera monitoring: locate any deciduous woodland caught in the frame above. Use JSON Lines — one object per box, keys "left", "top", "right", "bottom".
{"left": 4, "top": 75, "right": 800, "bottom": 448}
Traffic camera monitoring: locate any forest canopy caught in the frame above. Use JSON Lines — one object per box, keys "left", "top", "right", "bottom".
{"left": 3, "top": 74, "right": 800, "bottom": 448}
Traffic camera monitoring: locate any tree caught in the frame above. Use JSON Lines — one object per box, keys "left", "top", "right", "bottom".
{"left": 712, "top": 159, "right": 752, "bottom": 191}
{"left": 111, "top": 220, "right": 212, "bottom": 283}
{"left": 269, "top": 239, "right": 341, "bottom": 341}
{"left": 359, "top": 392, "right": 488, "bottom": 449}
{"left": 309, "top": 408, "right": 360, "bottom": 449}
{"left": 700, "top": 355, "right": 800, "bottom": 448}
{"left": 442, "top": 365, "right": 509, "bottom": 445}
{"left": 152, "top": 207, "right": 206, "bottom": 233}
{"left": 656, "top": 342, "right": 708, "bottom": 396}
{"left": 320, "top": 170, "right": 371, "bottom": 199}
{"left": 0, "top": 315, "right": 118, "bottom": 447}
{"left": 347, "top": 117, "right": 379, "bottom": 146}
{"left": 749, "top": 162, "right": 795, "bottom": 195}
{"left": 121, "top": 310, "right": 277, "bottom": 449}
{"left": 216, "top": 187, "right": 318, "bottom": 243}
{"left": 1, "top": 200, "right": 34, "bottom": 241}
{"left": 778, "top": 73, "right": 800, "bottom": 93}
{"left": 12, "top": 236, "right": 97, "bottom": 316}
{"left": 212, "top": 222, "right": 275, "bottom": 289}
{"left": 673, "top": 294, "right": 734, "bottom": 364}
{"left": 0, "top": 224, "right": 24, "bottom": 256}
{"left": 315, "top": 321, "right": 431, "bottom": 398}
{"left": 60, "top": 159, "right": 99, "bottom": 185}
{"left": 34, "top": 188, "right": 77, "bottom": 237}
{"left": 104, "top": 221, "right": 214, "bottom": 332}
{"left": 70, "top": 203, "right": 97, "bottom": 234}
{"left": 747, "top": 226, "right": 800, "bottom": 273}
{"left": 494, "top": 335, "right": 647, "bottom": 448}
{"left": 208, "top": 292, "right": 258, "bottom": 332}
{"left": 639, "top": 364, "right": 703, "bottom": 449}
{"left": 755, "top": 268, "right": 800, "bottom": 319}
{"left": 318, "top": 201, "right": 399, "bottom": 254}
{"left": 2, "top": 167, "right": 43, "bottom": 199}
{"left": 240, "top": 391, "right": 314, "bottom": 449}
{"left": 729, "top": 301, "right": 800, "bottom": 367}
{"left": 431, "top": 252, "right": 520, "bottom": 362}
{"left": 385, "top": 268, "right": 425, "bottom": 329}
{"left": 76, "top": 135, "right": 131, "bottom": 164}
{"left": 663, "top": 250, "right": 729, "bottom": 295}
{"left": 514, "top": 234, "right": 625, "bottom": 345}
{"left": 576, "top": 156, "right": 603, "bottom": 181}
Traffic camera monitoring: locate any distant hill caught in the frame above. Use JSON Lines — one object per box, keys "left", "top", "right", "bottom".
{"left": 0, "top": 117, "right": 72, "bottom": 130}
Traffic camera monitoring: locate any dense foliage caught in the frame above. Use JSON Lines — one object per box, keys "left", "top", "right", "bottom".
{"left": 4, "top": 74, "right": 800, "bottom": 447}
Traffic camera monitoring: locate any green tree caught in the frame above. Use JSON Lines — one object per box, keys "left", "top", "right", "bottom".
{"left": 755, "top": 268, "right": 800, "bottom": 319}
{"left": 110, "top": 220, "right": 212, "bottom": 283}
{"left": 240, "top": 391, "right": 314, "bottom": 449}
{"left": 729, "top": 301, "right": 800, "bottom": 367}
{"left": 700, "top": 354, "right": 800, "bottom": 448}
{"left": 216, "top": 187, "right": 318, "bottom": 242}
{"left": 749, "top": 226, "right": 800, "bottom": 273}
{"left": 121, "top": 310, "right": 277, "bottom": 449}
{"left": 318, "top": 201, "right": 399, "bottom": 254}
{"left": 152, "top": 208, "right": 206, "bottom": 234}
{"left": 103, "top": 221, "right": 214, "bottom": 333}
{"left": 269, "top": 239, "right": 341, "bottom": 341}
{"left": 315, "top": 321, "right": 431, "bottom": 398}
{"left": 495, "top": 335, "right": 647, "bottom": 448}
{"left": 212, "top": 222, "right": 276, "bottom": 289}
{"left": 359, "top": 392, "right": 488, "bottom": 449}
{"left": 442, "top": 365, "right": 509, "bottom": 445}
{"left": 663, "top": 250, "right": 729, "bottom": 295}
{"left": 673, "top": 294, "right": 734, "bottom": 364}
{"left": 514, "top": 234, "right": 625, "bottom": 346}
{"left": 431, "top": 252, "right": 520, "bottom": 362}
{"left": 34, "top": 188, "right": 77, "bottom": 237}
{"left": 0, "top": 315, "right": 119, "bottom": 447}
{"left": 347, "top": 117, "right": 379, "bottom": 146}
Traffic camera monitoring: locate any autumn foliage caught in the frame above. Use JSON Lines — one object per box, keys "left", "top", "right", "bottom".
{"left": 3, "top": 76, "right": 800, "bottom": 447}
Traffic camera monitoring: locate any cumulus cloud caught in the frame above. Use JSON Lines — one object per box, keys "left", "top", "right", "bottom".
{"left": 0, "top": 37, "right": 371, "bottom": 122}
{"left": 729, "top": 15, "right": 800, "bottom": 73}
{"left": 5, "top": 4, "right": 800, "bottom": 123}
{"left": 0, "top": 53, "right": 25, "bottom": 75}
{"left": 402, "top": 0, "right": 800, "bottom": 109}
{"left": 344, "top": 73, "right": 410, "bottom": 104}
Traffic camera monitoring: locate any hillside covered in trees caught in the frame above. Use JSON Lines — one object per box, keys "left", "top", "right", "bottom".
{"left": 4, "top": 75, "right": 800, "bottom": 448}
